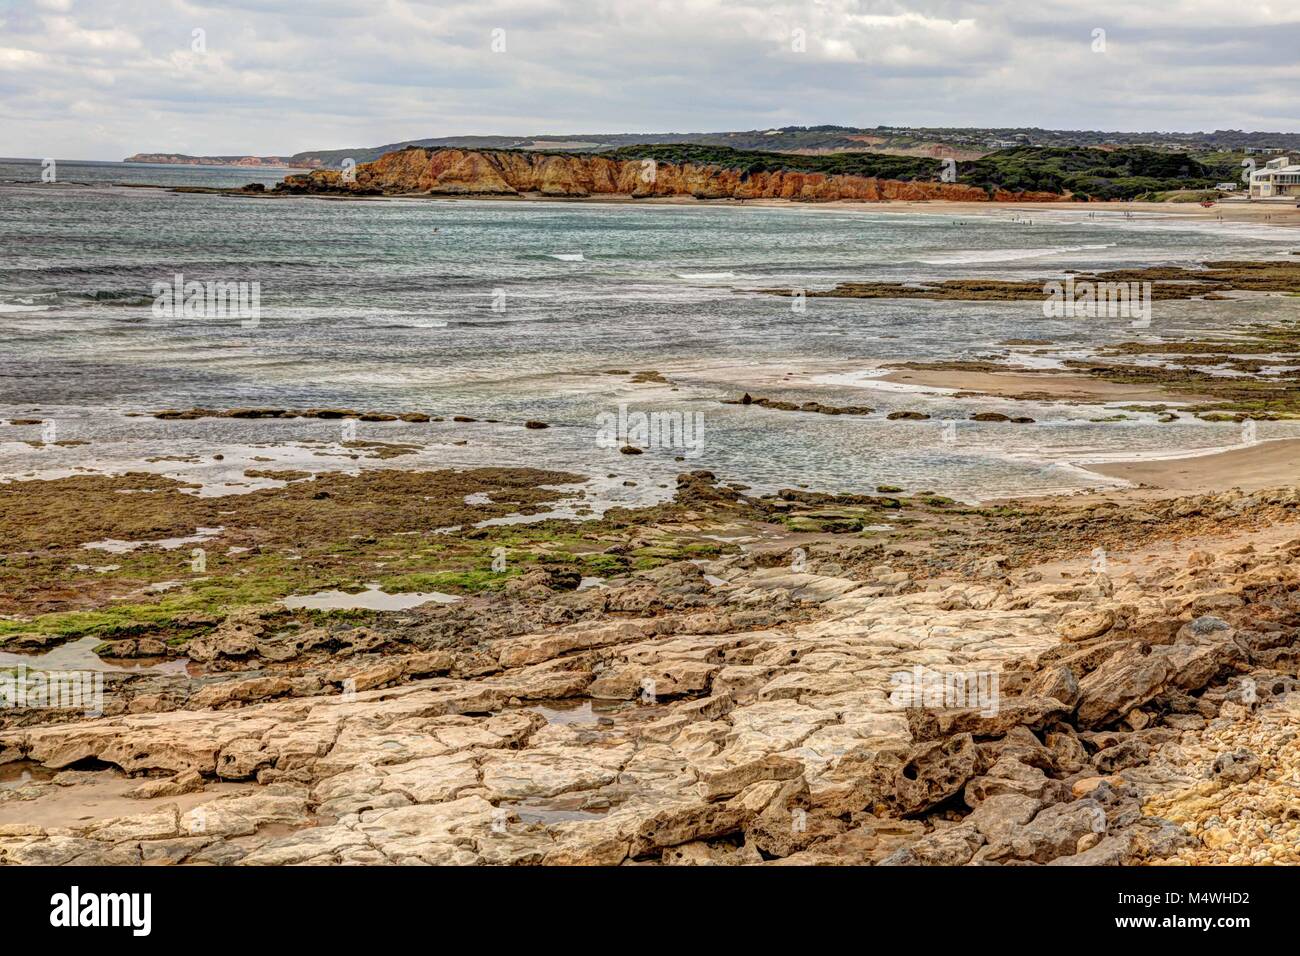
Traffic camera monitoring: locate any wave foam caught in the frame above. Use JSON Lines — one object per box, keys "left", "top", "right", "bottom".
{"left": 917, "top": 243, "right": 1116, "bottom": 265}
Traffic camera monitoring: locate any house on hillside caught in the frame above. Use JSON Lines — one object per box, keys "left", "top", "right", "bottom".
{"left": 1248, "top": 157, "right": 1300, "bottom": 198}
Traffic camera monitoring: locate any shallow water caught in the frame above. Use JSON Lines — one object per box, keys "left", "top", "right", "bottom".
{"left": 0, "top": 635, "right": 187, "bottom": 674}
{"left": 0, "top": 760, "right": 56, "bottom": 790}
{"left": 280, "top": 584, "right": 460, "bottom": 611}
{"left": 82, "top": 527, "right": 223, "bottom": 553}
{"left": 497, "top": 796, "right": 611, "bottom": 824}
{"left": 524, "top": 699, "right": 616, "bottom": 726}
{"left": 4, "top": 159, "right": 1299, "bottom": 502}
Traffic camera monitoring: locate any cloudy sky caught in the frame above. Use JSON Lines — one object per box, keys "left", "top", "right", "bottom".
{"left": 3, "top": 0, "right": 1298, "bottom": 160}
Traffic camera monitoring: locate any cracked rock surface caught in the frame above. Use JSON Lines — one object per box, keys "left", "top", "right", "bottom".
{"left": 3, "top": 478, "right": 1299, "bottom": 866}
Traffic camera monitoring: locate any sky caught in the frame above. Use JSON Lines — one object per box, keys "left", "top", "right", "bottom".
{"left": 2, "top": 0, "right": 1299, "bottom": 160}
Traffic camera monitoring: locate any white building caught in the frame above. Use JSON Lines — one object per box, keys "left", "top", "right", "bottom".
{"left": 1248, "top": 157, "right": 1300, "bottom": 198}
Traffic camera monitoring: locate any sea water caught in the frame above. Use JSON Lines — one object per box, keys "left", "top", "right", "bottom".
{"left": 2, "top": 159, "right": 1298, "bottom": 503}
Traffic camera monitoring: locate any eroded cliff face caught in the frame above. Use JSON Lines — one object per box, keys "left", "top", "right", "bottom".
{"left": 280, "top": 148, "right": 1061, "bottom": 202}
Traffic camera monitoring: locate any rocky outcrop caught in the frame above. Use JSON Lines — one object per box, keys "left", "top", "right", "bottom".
{"left": 2, "top": 475, "right": 1298, "bottom": 867}
{"left": 279, "top": 147, "right": 1061, "bottom": 203}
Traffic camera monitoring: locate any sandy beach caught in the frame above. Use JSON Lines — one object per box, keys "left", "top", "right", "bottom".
{"left": 1084, "top": 437, "right": 1300, "bottom": 494}
{"left": 765, "top": 197, "right": 1300, "bottom": 227}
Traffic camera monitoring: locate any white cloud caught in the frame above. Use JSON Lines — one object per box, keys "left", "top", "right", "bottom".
{"left": 0, "top": 0, "right": 1296, "bottom": 159}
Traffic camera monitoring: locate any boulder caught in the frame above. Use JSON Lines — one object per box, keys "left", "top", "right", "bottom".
{"left": 1007, "top": 798, "right": 1107, "bottom": 863}
{"left": 1023, "top": 666, "right": 1080, "bottom": 709}
{"left": 1057, "top": 607, "right": 1116, "bottom": 642}
{"left": 697, "top": 754, "right": 804, "bottom": 802}
{"left": 127, "top": 769, "right": 205, "bottom": 799}
{"left": 878, "top": 822, "right": 984, "bottom": 866}
{"left": 892, "top": 734, "right": 980, "bottom": 815}
{"left": 1075, "top": 645, "right": 1171, "bottom": 728}
{"left": 964, "top": 755, "right": 1056, "bottom": 807}
{"left": 1210, "top": 749, "right": 1260, "bottom": 785}
{"left": 966, "top": 793, "right": 1042, "bottom": 845}
{"left": 1046, "top": 831, "right": 1138, "bottom": 866}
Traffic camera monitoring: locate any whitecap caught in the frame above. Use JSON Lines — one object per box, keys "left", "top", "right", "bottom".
{"left": 916, "top": 244, "right": 1116, "bottom": 265}
{"left": 0, "top": 303, "right": 55, "bottom": 313}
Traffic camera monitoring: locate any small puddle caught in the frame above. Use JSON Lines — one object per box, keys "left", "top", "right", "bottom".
{"left": 474, "top": 512, "right": 559, "bottom": 528}
{"left": 686, "top": 559, "right": 729, "bottom": 588}
{"left": 0, "top": 760, "right": 56, "bottom": 791}
{"left": 523, "top": 699, "right": 620, "bottom": 727}
{"left": 577, "top": 576, "right": 606, "bottom": 591}
{"left": 0, "top": 765, "right": 245, "bottom": 829}
{"left": 519, "top": 697, "right": 666, "bottom": 731}
{"left": 82, "top": 527, "right": 223, "bottom": 553}
{"left": 499, "top": 794, "right": 612, "bottom": 824}
{"left": 281, "top": 583, "right": 460, "bottom": 611}
{"left": 0, "top": 636, "right": 187, "bottom": 674}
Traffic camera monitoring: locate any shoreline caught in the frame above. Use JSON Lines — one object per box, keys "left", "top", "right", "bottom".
{"left": 1078, "top": 436, "right": 1300, "bottom": 495}
{"left": 764, "top": 196, "right": 1300, "bottom": 227}
{"left": 104, "top": 180, "right": 1300, "bottom": 228}
{"left": 2, "top": 453, "right": 1297, "bottom": 867}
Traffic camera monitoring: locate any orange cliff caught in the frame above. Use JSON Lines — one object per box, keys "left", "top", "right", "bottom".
{"left": 279, "top": 147, "right": 1062, "bottom": 203}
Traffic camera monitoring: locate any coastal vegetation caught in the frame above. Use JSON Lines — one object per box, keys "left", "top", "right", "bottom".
{"left": 276, "top": 141, "right": 1243, "bottom": 202}
{"left": 607, "top": 143, "right": 1228, "bottom": 200}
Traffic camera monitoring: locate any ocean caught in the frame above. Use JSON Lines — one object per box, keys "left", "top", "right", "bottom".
{"left": 2, "top": 158, "right": 1298, "bottom": 504}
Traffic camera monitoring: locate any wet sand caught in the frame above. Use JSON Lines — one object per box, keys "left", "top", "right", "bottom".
{"left": 747, "top": 197, "right": 1300, "bottom": 227}
{"left": 1084, "top": 437, "right": 1300, "bottom": 494}
{"left": 511, "top": 195, "right": 1300, "bottom": 228}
